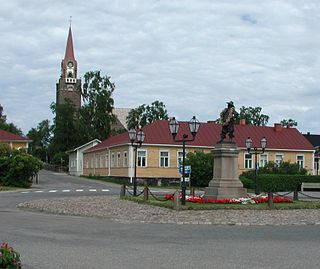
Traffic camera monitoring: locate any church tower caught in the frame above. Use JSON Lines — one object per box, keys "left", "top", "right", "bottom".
{"left": 56, "top": 26, "right": 81, "bottom": 108}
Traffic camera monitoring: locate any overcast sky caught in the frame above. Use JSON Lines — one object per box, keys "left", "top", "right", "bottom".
{"left": 1, "top": 0, "right": 320, "bottom": 135}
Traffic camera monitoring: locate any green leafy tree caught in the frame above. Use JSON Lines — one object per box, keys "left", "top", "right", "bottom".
{"left": 238, "top": 106, "right": 269, "bottom": 126}
{"left": 0, "top": 145, "right": 43, "bottom": 187}
{"left": 184, "top": 151, "right": 213, "bottom": 187}
{"left": 27, "top": 119, "right": 51, "bottom": 162}
{"left": 126, "top": 100, "right": 169, "bottom": 129}
{"left": 280, "top": 118, "right": 298, "bottom": 128}
{"left": 50, "top": 99, "right": 80, "bottom": 161}
{"left": 80, "top": 71, "right": 116, "bottom": 142}
{"left": 0, "top": 104, "right": 23, "bottom": 135}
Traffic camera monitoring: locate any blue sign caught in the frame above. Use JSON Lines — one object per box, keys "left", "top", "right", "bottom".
{"left": 178, "top": 165, "right": 191, "bottom": 174}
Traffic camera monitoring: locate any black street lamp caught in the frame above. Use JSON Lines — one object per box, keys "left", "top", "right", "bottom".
{"left": 245, "top": 136, "right": 267, "bottom": 195}
{"left": 129, "top": 128, "right": 145, "bottom": 196}
{"left": 169, "top": 116, "right": 200, "bottom": 205}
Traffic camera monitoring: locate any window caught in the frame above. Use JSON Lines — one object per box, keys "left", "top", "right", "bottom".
{"left": 96, "top": 156, "right": 99, "bottom": 168}
{"left": 138, "top": 150, "right": 147, "bottom": 167}
{"left": 259, "top": 154, "right": 268, "bottom": 168}
{"left": 117, "top": 152, "right": 121, "bottom": 167}
{"left": 90, "top": 158, "right": 94, "bottom": 168}
{"left": 177, "top": 151, "right": 186, "bottom": 166}
{"left": 245, "top": 154, "right": 253, "bottom": 169}
{"left": 275, "top": 154, "right": 283, "bottom": 166}
{"left": 160, "top": 151, "right": 170, "bottom": 167}
{"left": 123, "top": 151, "right": 128, "bottom": 167}
{"left": 105, "top": 154, "right": 109, "bottom": 168}
{"left": 296, "top": 155, "right": 304, "bottom": 169}
{"left": 100, "top": 156, "right": 104, "bottom": 168}
{"left": 111, "top": 153, "right": 115, "bottom": 167}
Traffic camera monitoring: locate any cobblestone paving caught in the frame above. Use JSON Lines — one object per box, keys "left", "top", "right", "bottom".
{"left": 18, "top": 196, "right": 320, "bottom": 226}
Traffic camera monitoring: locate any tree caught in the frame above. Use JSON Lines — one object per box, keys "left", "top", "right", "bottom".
{"left": 27, "top": 119, "right": 51, "bottom": 162}
{"left": 50, "top": 99, "right": 80, "bottom": 161}
{"left": 238, "top": 106, "right": 269, "bottom": 126}
{"left": 126, "top": 100, "right": 169, "bottom": 129}
{"left": 280, "top": 118, "right": 297, "bottom": 128}
{"left": 0, "top": 104, "right": 23, "bottom": 135}
{"left": 184, "top": 151, "right": 213, "bottom": 187}
{"left": 0, "top": 144, "right": 43, "bottom": 187}
{"left": 80, "top": 71, "right": 116, "bottom": 142}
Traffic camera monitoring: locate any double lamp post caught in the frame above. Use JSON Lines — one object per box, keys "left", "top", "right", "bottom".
{"left": 129, "top": 128, "right": 145, "bottom": 196}
{"left": 245, "top": 136, "right": 267, "bottom": 195}
{"left": 169, "top": 116, "right": 200, "bottom": 205}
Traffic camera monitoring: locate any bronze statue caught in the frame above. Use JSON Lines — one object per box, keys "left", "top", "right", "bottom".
{"left": 218, "top": 101, "right": 238, "bottom": 142}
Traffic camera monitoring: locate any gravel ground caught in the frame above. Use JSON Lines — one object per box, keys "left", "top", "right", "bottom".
{"left": 18, "top": 196, "right": 320, "bottom": 226}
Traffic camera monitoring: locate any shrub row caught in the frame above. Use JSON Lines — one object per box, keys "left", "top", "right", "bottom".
{"left": 241, "top": 174, "right": 320, "bottom": 193}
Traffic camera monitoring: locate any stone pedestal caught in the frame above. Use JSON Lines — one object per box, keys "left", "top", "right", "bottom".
{"left": 205, "top": 142, "right": 246, "bottom": 200}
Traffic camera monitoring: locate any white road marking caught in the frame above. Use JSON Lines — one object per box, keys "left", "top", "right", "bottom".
{"left": 62, "top": 190, "right": 71, "bottom": 192}
{"left": 48, "top": 190, "right": 57, "bottom": 193}
{"left": 35, "top": 190, "right": 43, "bottom": 193}
{"left": 76, "top": 189, "right": 84, "bottom": 192}
{"left": 89, "top": 189, "right": 97, "bottom": 192}
{"left": 101, "top": 189, "right": 110, "bottom": 192}
{"left": 21, "top": 191, "right": 30, "bottom": 194}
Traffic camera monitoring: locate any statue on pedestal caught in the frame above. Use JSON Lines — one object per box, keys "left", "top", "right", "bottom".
{"left": 218, "top": 101, "right": 239, "bottom": 143}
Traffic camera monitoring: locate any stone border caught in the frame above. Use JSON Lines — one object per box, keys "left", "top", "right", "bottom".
{"left": 18, "top": 196, "right": 320, "bottom": 226}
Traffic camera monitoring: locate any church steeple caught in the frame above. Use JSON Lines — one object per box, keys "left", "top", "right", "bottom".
{"left": 56, "top": 23, "right": 81, "bottom": 109}
{"left": 64, "top": 26, "right": 75, "bottom": 61}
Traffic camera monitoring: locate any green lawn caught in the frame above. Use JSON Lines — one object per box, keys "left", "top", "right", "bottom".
{"left": 123, "top": 196, "right": 320, "bottom": 210}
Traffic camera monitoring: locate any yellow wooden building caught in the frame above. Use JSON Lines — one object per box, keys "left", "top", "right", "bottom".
{"left": 82, "top": 120, "right": 315, "bottom": 184}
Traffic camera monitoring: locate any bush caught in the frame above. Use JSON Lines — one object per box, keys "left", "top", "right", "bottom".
{"left": 0, "top": 148, "right": 43, "bottom": 188}
{"left": 239, "top": 175, "right": 255, "bottom": 189}
{"left": 259, "top": 161, "right": 307, "bottom": 175}
{"left": 0, "top": 242, "right": 22, "bottom": 268}
{"left": 184, "top": 151, "right": 213, "bottom": 187}
{"left": 258, "top": 174, "right": 320, "bottom": 192}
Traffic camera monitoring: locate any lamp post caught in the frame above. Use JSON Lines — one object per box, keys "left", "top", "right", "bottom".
{"left": 129, "top": 128, "right": 145, "bottom": 196}
{"left": 245, "top": 136, "right": 267, "bottom": 195}
{"left": 169, "top": 116, "right": 200, "bottom": 205}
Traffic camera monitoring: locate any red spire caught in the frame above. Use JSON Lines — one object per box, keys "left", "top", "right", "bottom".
{"left": 64, "top": 26, "right": 75, "bottom": 60}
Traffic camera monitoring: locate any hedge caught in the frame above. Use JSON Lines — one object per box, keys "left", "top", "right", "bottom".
{"left": 257, "top": 174, "right": 320, "bottom": 193}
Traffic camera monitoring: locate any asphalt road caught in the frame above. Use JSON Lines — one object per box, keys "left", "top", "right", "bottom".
{"left": 1, "top": 170, "right": 320, "bottom": 269}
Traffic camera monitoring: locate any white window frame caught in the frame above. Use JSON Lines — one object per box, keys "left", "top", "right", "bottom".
{"left": 105, "top": 154, "right": 109, "bottom": 168}
{"left": 111, "top": 153, "right": 115, "bottom": 167}
{"left": 100, "top": 156, "right": 104, "bottom": 168}
{"left": 123, "top": 151, "right": 128, "bottom": 167}
{"left": 296, "top": 154, "right": 305, "bottom": 169}
{"left": 259, "top": 154, "right": 268, "bottom": 168}
{"left": 275, "top": 154, "right": 283, "bottom": 166}
{"left": 160, "top": 150, "right": 170, "bottom": 168}
{"left": 117, "top": 152, "right": 121, "bottom": 167}
{"left": 137, "top": 149, "right": 147, "bottom": 167}
{"left": 244, "top": 153, "right": 253, "bottom": 169}
{"left": 90, "top": 158, "right": 94, "bottom": 169}
{"left": 177, "top": 150, "right": 187, "bottom": 167}
{"left": 96, "top": 156, "right": 99, "bottom": 168}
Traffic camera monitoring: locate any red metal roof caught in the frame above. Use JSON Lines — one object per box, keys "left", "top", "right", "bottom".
{"left": 64, "top": 26, "right": 75, "bottom": 61}
{"left": 0, "top": 130, "right": 31, "bottom": 142}
{"left": 85, "top": 120, "right": 314, "bottom": 152}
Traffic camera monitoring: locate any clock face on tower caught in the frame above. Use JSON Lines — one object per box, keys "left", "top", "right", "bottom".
{"left": 67, "top": 61, "right": 74, "bottom": 68}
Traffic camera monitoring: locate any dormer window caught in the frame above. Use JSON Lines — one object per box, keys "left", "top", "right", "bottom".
{"left": 68, "top": 72, "right": 73, "bottom": 78}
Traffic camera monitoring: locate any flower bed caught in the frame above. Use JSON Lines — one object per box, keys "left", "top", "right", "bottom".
{"left": 0, "top": 242, "right": 22, "bottom": 269}
{"left": 164, "top": 194, "right": 292, "bottom": 204}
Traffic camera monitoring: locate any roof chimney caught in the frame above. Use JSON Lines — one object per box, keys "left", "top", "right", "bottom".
{"left": 274, "top": 123, "right": 282, "bottom": 132}
{"left": 239, "top": 119, "right": 246, "bottom": 126}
